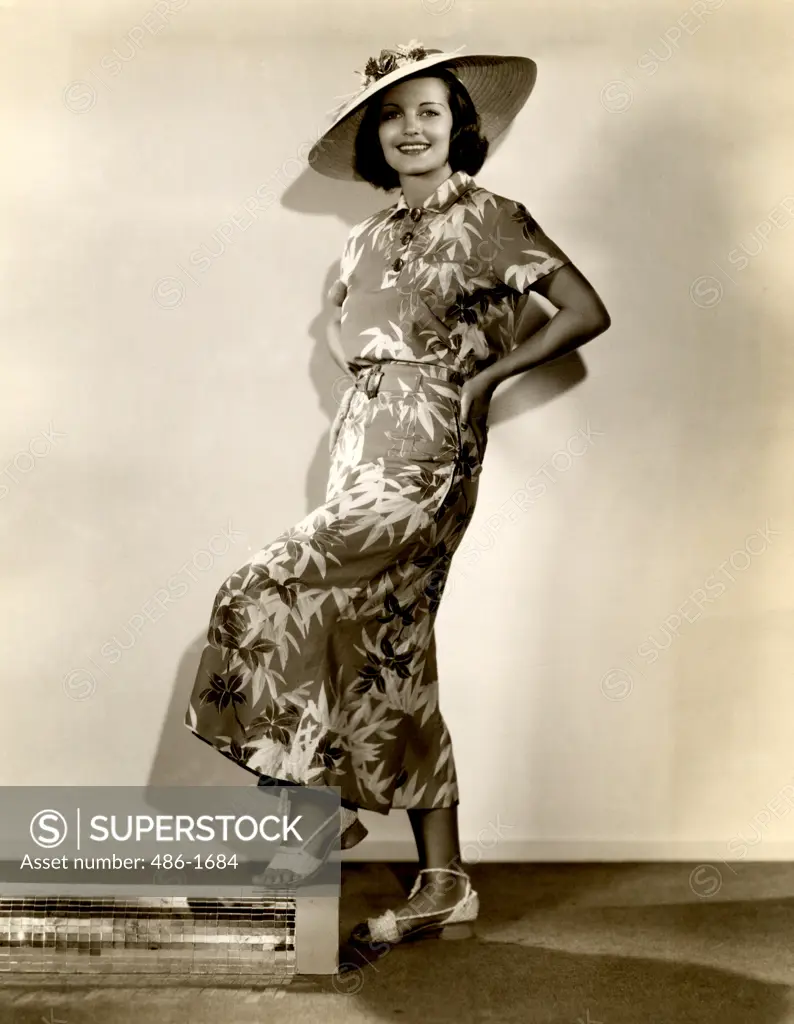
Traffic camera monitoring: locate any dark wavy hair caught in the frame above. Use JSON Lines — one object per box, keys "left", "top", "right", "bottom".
{"left": 353, "top": 68, "right": 489, "bottom": 190}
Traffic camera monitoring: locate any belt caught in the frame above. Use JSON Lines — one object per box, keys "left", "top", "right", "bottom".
{"left": 352, "top": 361, "right": 466, "bottom": 399}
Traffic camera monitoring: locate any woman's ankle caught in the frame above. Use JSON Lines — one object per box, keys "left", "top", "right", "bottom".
{"left": 420, "top": 867, "right": 468, "bottom": 892}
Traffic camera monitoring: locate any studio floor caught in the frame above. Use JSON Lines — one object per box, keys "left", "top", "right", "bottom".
{"left": 2, "top": 861, "right": 793, "bottom": 1023}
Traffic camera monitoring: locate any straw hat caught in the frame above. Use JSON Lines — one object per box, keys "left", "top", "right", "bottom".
{"left": 308, "top": 40, "right": 537, "bottom": 180}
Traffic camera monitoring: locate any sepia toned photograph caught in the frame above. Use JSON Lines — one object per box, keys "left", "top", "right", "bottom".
{"left": 1, "top": 0, "right": 793, "bottom": 1020}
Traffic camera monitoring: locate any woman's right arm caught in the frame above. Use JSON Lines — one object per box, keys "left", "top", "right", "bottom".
{"left": 326, "top": 279, "right": 352, "bottom": 375}
{"left": 326, "top": 307, "right": 349, "bottom": 373}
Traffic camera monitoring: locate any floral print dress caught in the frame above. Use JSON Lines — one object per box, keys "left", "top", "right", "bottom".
{"left": 184, "top": 170, "right": 570, "bottom": 813}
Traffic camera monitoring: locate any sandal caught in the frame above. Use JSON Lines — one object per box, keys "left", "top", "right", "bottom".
{"left": 251, "top": 805, "right": 367, "bottom": 887}
{"left": 187, "top": 805, "right": 367, "bottom": 909}
{"left": 341, "top": 867, "right": 478, "bottom": 968}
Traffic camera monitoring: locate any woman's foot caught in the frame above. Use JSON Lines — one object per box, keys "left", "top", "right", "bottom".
{"left": 252, "top": 805, "right": 366, "bottom": 887}
{"left": 345, "top": 867, "right": 477, "bottom": 960}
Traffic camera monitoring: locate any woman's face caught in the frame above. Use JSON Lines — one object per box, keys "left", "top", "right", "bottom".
{"left": 377, "top": 76, "right": 453, "bottom": 176}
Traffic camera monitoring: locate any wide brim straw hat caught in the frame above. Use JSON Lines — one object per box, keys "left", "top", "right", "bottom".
{"left": 308, "top": 40, "right": 537, "bottom": 180}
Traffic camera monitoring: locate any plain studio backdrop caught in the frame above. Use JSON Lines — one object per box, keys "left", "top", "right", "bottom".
{"left": 2, "top": 0, "right": 793, "bottom": 862}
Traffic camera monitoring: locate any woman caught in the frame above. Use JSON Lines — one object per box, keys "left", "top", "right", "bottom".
{"left": 184, "top": 41, "right": 610, "bottom": 954}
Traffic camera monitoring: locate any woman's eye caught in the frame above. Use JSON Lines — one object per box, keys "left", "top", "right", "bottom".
{"left": 380, "top": 109, "right": 440, "bottom": 121}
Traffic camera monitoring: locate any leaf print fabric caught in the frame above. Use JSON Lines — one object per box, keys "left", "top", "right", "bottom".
{"left": 336, "top": 170, "right": 570, "bottom": 372}
{"left": 491, "top": 199, "right": 570, "bottom": 294}
{"left": 185, "top": 170, "right": 569, "bottom": 812}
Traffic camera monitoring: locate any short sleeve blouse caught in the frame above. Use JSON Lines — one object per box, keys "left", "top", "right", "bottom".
{"left": 331, "top": 170, "right": 570, "bottom": 375}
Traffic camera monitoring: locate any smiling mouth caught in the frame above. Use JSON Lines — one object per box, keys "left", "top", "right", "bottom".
{"left": 397, "top": 143, "right": 431, "bottom": 153}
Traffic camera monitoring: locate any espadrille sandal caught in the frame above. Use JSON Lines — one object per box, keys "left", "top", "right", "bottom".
{"left": 346, "top": 867, "right": 478, "bottom": 951}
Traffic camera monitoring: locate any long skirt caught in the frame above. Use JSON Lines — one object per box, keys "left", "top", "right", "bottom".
{"left": 184, "top": 359, "right": 485, "bottom": 813}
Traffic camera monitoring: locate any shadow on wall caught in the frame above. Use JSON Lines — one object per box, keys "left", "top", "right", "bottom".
{"left": 150, "top": 144, "right": 589, "bottom": 791}
{"left": 151, "top": 633, "right": 244, "bottom": 788}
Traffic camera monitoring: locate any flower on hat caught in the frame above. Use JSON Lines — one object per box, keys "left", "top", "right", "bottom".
{"left": 355, "top": 39, "right": 430, "bottom": 89}
{"left": 325, "top": 41, "right": 465, "bottom": 124}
